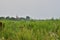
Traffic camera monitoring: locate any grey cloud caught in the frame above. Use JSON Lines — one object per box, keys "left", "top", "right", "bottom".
{"left": 0, "top": 0, "right": 60, "bottom": 19}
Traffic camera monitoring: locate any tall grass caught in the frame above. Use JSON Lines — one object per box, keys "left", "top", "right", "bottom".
{"left": 0, "top": 20, "right": 60, "bottom": 40}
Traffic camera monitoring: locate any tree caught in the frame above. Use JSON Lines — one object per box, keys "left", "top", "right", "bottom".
{"left": 0, "top": 17, "right": 5, "bottom": 19}
{"left": 10, "top": 17, "right": 15, "bottom": 20}
{"left": 19, "top": 17, "right": 26, "bottom": 20}
{"left": 51, "top": 17, "right": 54, "bottom": 20}
{"left": 26, "top": 16, "right": 30, "bottom": 20}
{"left": 6, "top": 16, "right": 10, "bottom": 20}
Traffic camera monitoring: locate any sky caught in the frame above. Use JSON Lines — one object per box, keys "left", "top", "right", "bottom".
{"left": 0, "top": 0, "right": 60, "bottom": 19}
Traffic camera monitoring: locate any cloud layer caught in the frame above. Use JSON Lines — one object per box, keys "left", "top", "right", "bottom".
{"left": 0, "top": 0, "right": 60, "bottom": 19}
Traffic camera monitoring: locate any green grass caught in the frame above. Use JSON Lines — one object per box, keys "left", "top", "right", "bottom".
{"left": 0, "top": 20, "right": 60, "bottom": 40}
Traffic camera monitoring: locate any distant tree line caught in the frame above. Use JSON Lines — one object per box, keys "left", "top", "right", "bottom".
{"left": 0, "top": 16, "right": 60, "bottom": 21}
{"left": 0, "top": 16, "right": 30, "bottom": 20}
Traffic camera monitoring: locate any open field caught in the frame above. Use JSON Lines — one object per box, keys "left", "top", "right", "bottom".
{"left": 0, "top": 20, "right": 60, "bottom": 40}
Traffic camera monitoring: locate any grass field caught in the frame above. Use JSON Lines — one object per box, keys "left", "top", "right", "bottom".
{"left": 0, "top": 20, "right": 60, "bottom": 40}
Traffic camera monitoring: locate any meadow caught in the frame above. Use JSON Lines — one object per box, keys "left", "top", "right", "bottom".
{"left": 0, "top": 19, "right": 60, "bottom": 40}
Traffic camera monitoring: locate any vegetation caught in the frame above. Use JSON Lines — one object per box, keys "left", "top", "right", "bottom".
{"left": 0, "top": 16, "right": 30, "bottom": 20}
{"left": 0, "top": 17, "right": 60, "bottom": 40}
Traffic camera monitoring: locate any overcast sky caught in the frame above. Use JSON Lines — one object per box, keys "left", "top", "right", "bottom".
{"left": 0, "top": 0, "right": 60, "bottom": 19}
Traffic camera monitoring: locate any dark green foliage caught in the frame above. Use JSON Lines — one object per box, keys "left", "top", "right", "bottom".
{"left": 0, "top": 17, "right": 5, "bottom": 19}
{"left": 19, "top": 17, "right": 26, "bottom": 20}
{"left": 26, "top": 16, "right": 30, "bottom": 20}
{"left": 6, "top": 16, "right": 10, "bottom": 20}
